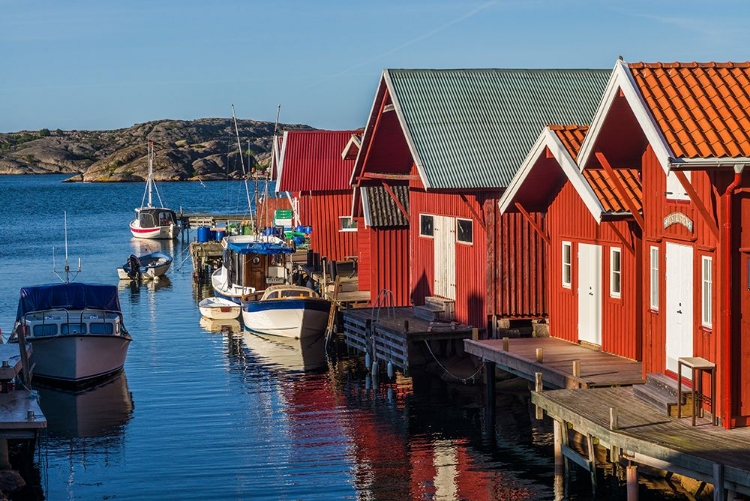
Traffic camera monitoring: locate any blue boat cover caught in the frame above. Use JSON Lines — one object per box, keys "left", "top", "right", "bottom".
{"left": 16, "top": 283, "right": 123, "bottom": 320}
{"left": 225, "top": 241, "right": 293, "bottom": 255}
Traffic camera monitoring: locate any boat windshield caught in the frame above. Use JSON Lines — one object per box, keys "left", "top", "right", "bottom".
{"left": 158, "top": 211, "right": 175, "bottom": 225}
{"left": 139, "top": 212, "right": 156, "bottom": 227}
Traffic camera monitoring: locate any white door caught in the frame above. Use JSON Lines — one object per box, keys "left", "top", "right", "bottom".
{"left": 433, "top": 216, "right": 456, "bottom": 299}
{"left": 578, "top": 243, "right": 602, "bottom": 345}
{"left": 666, "top": 242, "right": 693, "bottom": 374}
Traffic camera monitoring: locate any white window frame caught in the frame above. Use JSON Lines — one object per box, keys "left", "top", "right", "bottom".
{"left": 702, "top": 255, "right": 712, "bottom": 328}
{"left": 562, "top": 241, "right": 572, "bottom": 289}
{"left": 650, "top": 246, "right": 659, "bottom": 311}
{"left": 610, "top": 247, "right": 622, "bottom": 298}
{"left": 338, "top": 216, "right": 358, "bottom": 232}
{"left": 456, "top": 218, "right": 473, "bottom": 245}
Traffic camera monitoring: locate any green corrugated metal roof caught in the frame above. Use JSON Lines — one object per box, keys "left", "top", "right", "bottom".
{"left": 385, "top": 68, "right": 610, "bottom": 189}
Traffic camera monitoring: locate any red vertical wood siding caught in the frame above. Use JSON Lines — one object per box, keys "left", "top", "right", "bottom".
{"left": 546, "top": 181, "right": 640, "bottom": 360}
{"left": 640, "top": 146, "right": 720, "bottom": 377}
{"left": 486, "top": 201, "right": 548, "bottom": 320}
{"left": 306, "top": 191, "right": 357, "bottom": 262}
{"left": 735, "top": 191, "right": 750, "bottom": 420}
{"left": 369, "top": 227, "right": 410, "bottom": 306}
{"left": 356, "top": 218, "right": 372, "bottom": 292}
{"left": 409, "top": 189, "right": 490, "bottom": 329}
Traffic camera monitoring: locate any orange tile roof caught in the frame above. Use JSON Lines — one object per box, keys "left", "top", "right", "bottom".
{"left": 550, "top": 125, "right": 642, "bottom": 213}
{"left": 629, "top": 62, "right": 750, "bottom": 158}
{"left": 583, "top": 168, "right": 642, "bottom": 213}
{"left": 550, "top": 125, "right": 588, "bottom": 160}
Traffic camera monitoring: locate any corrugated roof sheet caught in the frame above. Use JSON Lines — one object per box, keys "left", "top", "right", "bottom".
{"left": 363, "top": 185, "right": 409, "bottom": 227}
{"left": 278, "top": 130, "right": 359, "bottom": 192}
{"left": 629, "top": 62, "right": 750, "bottom": 158}
{"left": 385, "top": 68, "right": 610, "bottom": 189}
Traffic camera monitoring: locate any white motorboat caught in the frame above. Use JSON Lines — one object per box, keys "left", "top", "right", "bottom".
{"left": 117, "top": 251, "right": 172, "bottom": 281}
{"left": 129, "top": 141, "right": 179, "bottom": 240}
{"left": 198, "top": 296, "right": 241, "bottom": 320}
{"left": 241, "top": 284, "right": 331, "bottom": 340}
{"left": 10, "top": 282, "right": 132, "bottom": 385}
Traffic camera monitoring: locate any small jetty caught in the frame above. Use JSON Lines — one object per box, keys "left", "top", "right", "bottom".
{"left": 0, "top": 343, "right": 46, "bottom": 483}
{"left": 343, "top": 304, "right": 474, "bottom": 374}
{"left": 534, "top": 386, "right": 750, "bottom": 499}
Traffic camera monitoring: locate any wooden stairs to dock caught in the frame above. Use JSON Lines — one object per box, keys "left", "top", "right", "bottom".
{"left": 632, "top": 373, "right": 693, "bottom": 417}
{"left": 414, "top": 296, "right": 455, "bottom": 322}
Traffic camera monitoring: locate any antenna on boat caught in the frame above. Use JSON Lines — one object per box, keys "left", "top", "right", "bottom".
{"left": 53, "top": 211, "right": 81, "bottom": 283}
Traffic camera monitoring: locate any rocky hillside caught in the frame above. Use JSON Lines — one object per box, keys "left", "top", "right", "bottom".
{"left": 0, "top": 118, "right": 314, "bottom": 182}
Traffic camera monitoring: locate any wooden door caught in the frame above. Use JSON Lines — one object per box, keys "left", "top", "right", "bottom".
{"left": 433, "top": 216, "right": 456, "bottom": 300}
{"left": 665, "top": 242, "right": 693, "bottom": 375}
{"left": 578, "top": 243, "right": 602, "bottom": 346}
{"left": 243, "top": 254, "right": 268, "bottom": 291}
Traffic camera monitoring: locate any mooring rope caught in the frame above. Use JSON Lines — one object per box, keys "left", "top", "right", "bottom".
{"left": 423, "top": 339, "right": 483, "bottom": 384}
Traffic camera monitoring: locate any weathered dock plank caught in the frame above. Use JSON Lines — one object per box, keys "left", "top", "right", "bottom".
{"left": 533, "top": 386, "right": 750, "bottom": 494}
{"left": 343, "top": 307, "right": 473, "bottom": 372}
{"left": 464, "top": 337, "right": 644, "bottom": 388}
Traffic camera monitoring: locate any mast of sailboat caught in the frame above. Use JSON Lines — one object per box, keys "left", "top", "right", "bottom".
{"left": 147, "top": 141, "right": 154, "bottom": 208}
{"left": 261, "top": 104, "right": 281, "bottom": 234}
{"left": 231, "top": 104, "right": 252, "bottom": 217}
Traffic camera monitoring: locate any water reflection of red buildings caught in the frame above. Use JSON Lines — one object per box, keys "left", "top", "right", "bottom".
{"left": 283, "top": 369, "right": 536, "bottom": 500}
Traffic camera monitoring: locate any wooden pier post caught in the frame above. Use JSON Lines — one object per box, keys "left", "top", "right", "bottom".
{"left": 485, "top": 361, "right": 496, "bottom": 427}
{"left": 626, "top": 464, "right": 638, "bottom": 501}
{"left": 572, "top": 360, "right": 580, "bottom": 378}
{"left": 535, "top": 372, "right": 544, "bottom": 420}
{"left": 713, "top": 463, "right": 724, "bottom": 501}
{"left": 502, "top": 337, "right": 509, "bottom": 351}
{"left": 610, "top": 407, "right": 619, "bottom": 430}
{"left": 536, "top": 348, "right": 543, "bottom": 363}
{"left": 553, "top": 420, "right": 565, "bottom": 500}
{"left": 587, "top": 434, "right": 597, "bottom": 498}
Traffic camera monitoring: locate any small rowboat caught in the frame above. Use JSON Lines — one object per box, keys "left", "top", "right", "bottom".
{"left": 199, "top": 296, "right": 241, "bottom": 320}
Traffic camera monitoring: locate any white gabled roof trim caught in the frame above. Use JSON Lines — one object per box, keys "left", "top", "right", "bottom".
{"left": 361, "top": 187, "right": 372, "bottom": 227}
{"left": 383, "top": 70, "right": 431, "bottom": 189}
{"left": 498, "top": 127, "right": 605, "bottom": 223}
{"left": 349, "top": 72, "right": 386, "bottom": 187}
{"left": 577, "top": 60, "right": 674, "bottom": 175}
{"left": 275, "top": 131, "right": 290, "bottom": 190}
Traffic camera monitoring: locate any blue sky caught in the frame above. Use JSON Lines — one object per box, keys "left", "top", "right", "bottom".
{"left": 1, "top": 0, "right": 749, "bottom": 133}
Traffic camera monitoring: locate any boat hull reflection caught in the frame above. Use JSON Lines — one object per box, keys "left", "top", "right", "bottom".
{"left": 242, "top": 332, "right": 327, "bottom": 372}
{"left": 36, "top": 371, "right": 134, "bottom": 438}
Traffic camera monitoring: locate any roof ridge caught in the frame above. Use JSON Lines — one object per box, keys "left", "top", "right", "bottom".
{"left": 629, "top": 61, "right": 750, "bottom": 69}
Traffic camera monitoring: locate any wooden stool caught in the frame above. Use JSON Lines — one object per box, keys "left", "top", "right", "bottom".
{"left": 677, "top": 357, "right": 717, "bottom": 426}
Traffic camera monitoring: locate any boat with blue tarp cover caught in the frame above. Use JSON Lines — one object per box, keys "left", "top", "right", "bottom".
{"left": 211, "top": 234, "right": 330, "bottom": 339}
{"left": 10, "top": 282, "right": 132, "bottom": 385}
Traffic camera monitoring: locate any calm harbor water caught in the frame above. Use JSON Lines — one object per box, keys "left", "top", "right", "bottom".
{"left": 0, "top": 175, "right": 689, "bottom": 500}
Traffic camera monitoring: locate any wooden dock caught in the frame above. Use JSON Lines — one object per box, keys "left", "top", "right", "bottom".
{"left": 0, "top": 344, "right": 46, "bottom": 473}
{"left": 464, "top": 337, "right": 644, "bottom": 389}
{"left": 533, "top": 386, "right": 750, "bottom": 498}
{"left": 343, "top": 307, "right": 474, "bottom": 373}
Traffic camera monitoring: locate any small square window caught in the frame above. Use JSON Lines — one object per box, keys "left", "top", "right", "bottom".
{"left": 420, "top": 214, "right": 434, "bottom": 237}
{"left": 610, "top": 248, "right": 621, "bottom": 298}
{"left": 562, "top": 241, "right": 572, "bottom": 289}
{"left": 456, "top": 218, "right": 473, "bottom": 244}
{"left": 339, "top": 216, "right": 358, "bottom": 232}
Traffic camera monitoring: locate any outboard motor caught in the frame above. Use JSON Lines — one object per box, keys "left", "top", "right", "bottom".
{"left": 127, "top": 254, "right": 142, "bottom": 281}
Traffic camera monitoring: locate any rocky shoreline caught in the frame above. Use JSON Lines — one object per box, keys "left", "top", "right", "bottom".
{"left": 0, "top": 118, "right": 313, "bottom": 182}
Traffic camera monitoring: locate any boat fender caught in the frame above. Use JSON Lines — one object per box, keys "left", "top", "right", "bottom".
{"left": 387, "top": 360, "right": 394, "bottom": 379}
{"left": 371, "top": 358, "right": 378, "bottom": 376}
{"left": 364, "top": 351, "right": 371, "bottom": 370}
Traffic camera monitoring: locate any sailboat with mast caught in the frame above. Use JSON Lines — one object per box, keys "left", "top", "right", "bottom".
{"left": 129, "top": 141, "right": 179, "bottom": 240}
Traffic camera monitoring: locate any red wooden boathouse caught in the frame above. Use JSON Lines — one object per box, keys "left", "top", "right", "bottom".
{"left": 499, "top": 125, "right": 643, "bottom": 360}
{"left": 577, "top": 60, "right": 750, "bottom": 428}
{"left": 276, "top": 130, "right": 360, "bottom": 262}
{"left": 351, "top": 69, "right": 610, "bottom": 330}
